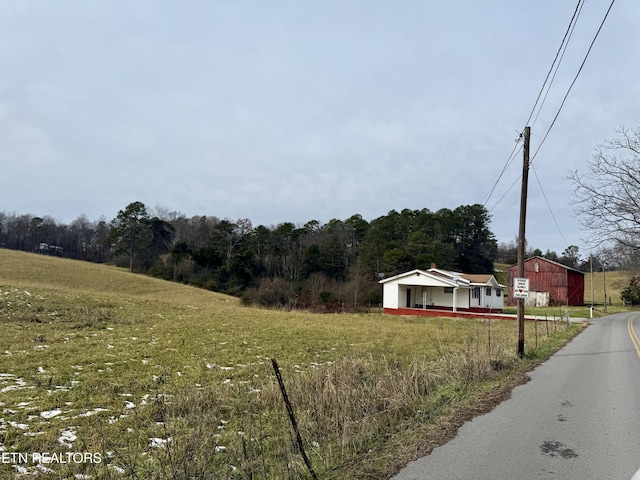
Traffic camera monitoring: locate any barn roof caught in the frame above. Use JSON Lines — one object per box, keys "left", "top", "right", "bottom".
{"left": 509, "top": 256, "right": 584, "bottom": 275}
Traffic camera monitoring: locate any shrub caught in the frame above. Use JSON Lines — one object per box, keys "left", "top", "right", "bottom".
{"left": 621, "top": 275, "right": 640, "bottom": 305}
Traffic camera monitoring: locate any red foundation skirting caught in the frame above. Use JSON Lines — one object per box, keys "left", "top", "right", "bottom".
{"left": 383, "top": 307, "right": 539, "bottom": 321}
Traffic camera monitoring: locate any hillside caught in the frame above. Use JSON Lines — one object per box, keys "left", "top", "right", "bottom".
{"left": 0, "top": 249, "right": 582, "bottom": 479}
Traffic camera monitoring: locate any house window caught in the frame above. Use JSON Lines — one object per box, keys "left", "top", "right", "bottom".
{"left": 472, "top": 288, "right": 480, "bottom": 299}
{"left": 496, "top": 289, "right": 502, "bottom": 297}
{"left": 444, "top": 287, "right": 454, "bottom": 294}
{"left": 485, "top": 287, "right": 492, "bottom": 296}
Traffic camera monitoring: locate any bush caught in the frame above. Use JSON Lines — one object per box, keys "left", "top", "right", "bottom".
{"left": 621, "top": 275, "right": 640, "bottom": 306}
{"left": 241, "top": 277, "right": 295, "bottom": 308}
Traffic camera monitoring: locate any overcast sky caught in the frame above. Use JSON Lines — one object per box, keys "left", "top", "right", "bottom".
{"left": 1, "top": 1, "right": 637, "bottom": 256}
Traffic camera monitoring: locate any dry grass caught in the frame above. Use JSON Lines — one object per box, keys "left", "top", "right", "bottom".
{"left": 584, "top": 269, "right": 634, "bottom": 307}
{"left": 0, "top": 249, "right": 582, "bottom": 479}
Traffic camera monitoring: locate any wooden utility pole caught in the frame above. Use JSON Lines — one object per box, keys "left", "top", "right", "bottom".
{"left": 590, "top": 254, "right": 594, "bottom": 306}
{"left": 603, "top": 262, "right": 607, "bottom": 311}
{"left": 517, "top": 126, "right": 531, "bottom": 358}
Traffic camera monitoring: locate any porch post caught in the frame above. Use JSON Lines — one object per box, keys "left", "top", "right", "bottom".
{"left": 453, "top": 287, "right": 458, "bottom": 312}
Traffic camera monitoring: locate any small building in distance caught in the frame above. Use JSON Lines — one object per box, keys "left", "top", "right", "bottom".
{"left": 507, "top": 256, "right": 584, "bottom": 306}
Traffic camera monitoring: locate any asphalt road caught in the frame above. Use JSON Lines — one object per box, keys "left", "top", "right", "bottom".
{"left": 392, "top": 312, "right": 640, "bottom": 480}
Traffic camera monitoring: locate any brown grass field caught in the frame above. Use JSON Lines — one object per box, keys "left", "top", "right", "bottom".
{"left": 0, "top": 249, "right": 585, "bottom": 479}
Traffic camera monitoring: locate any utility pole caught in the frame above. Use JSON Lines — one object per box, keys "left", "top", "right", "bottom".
{"left": 517, "top": 126, "right": 530, "bottom": 358}
{"left": 603, "top": 261, "right": 607, "bottom": 311}
{"left": 590, "top": 254, "right": 595, "bottom": 318}
{"left": 590, "top": 254, "right": 594, "bottom": 306}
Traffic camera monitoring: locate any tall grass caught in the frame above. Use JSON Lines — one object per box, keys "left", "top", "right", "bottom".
{"left": 0, "top": 249, "right": 581, "bottom": 479}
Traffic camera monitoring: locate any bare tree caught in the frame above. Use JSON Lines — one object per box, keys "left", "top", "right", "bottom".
{"left": 570, "top": 126, "right": 640, "bottom": 259}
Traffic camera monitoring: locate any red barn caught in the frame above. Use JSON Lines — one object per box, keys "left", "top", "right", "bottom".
{"left": 507, "top": 256, "right": 584, "bottom": 306}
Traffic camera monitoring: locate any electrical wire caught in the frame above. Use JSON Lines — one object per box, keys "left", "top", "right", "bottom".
{"left": 531, "top": 164, "right": 570, "bottom": 248}
{"left": 485, "top": 0, "right": 615, "bottom": 254}
{"left": 531, "top": 0, "right": 585, "bottom": 129}
{"left": 482, "top": 140, "right": 522, "bottom": 206}
{"left": 531, "top": 0, "right": 616, "bottom": 164}
{"left": 487, "top": 172, "right": 521, "bottom": 214}
{"left": 523, "top": 0, "right": 584, "bottom": 130}
{"left": 522, "top": 0, "right": 615, "bottom": 253}
{"left": 483, "top": 0, "right": 584, "bottom": 209}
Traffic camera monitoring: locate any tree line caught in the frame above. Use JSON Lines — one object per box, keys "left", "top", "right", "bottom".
{"left": 1, "top": 202, "right": 501, "bottom": 310}
{"left": 3, "top": 199, "right": 633, "bottom": 311}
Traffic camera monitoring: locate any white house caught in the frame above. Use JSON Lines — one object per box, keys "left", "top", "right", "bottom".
{"left": 379, "top": 267, "right": 505, "bottom": 316}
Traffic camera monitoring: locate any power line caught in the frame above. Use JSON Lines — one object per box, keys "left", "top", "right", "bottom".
{"left": 482, "top": 139, "right": 522, "bottom": 206}
{"left": 531, "top": 164, "right": 570, "bottom": 249}
{"left": 531, "top": 0, "right": 585, "bottom": 129}
{"left": 524, "top": 0, "right": 584, "bottom": 129}
{"left": 486, "top": 145, "right": 523, "bottom": 212}
{"left": 486, "top": 0, "right": 615, "bottom": 252}
{"left": 531, "top": 0, "right": 616, "bottom": 164}
{"left": 483, "top": 0, "right": 584, "bottom": 209}
{"left": 522, "top": 0, "right": 615, "bottom": 254}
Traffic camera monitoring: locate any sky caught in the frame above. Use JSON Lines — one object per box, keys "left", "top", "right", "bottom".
{"left": 1, "top": 0, "right": 638, "bottom": 257}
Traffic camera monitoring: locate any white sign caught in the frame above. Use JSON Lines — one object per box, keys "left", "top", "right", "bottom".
{"left": 513, "top": 277, "right": 529, "bottom": 298}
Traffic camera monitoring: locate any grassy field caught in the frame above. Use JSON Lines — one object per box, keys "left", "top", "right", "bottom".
{"left": 0, "top": 250, "right": 583, "bottom": 479}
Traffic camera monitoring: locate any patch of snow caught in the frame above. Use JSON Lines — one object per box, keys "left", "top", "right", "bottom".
{"left": 9, "top": 421, "right": 28, "bottom": 430}
{"left": 109, "top": 464, "right": 125, "bottom": 474}
{"left": 58, "top": 428, "right": 77, "bottom": 448}
{"left": 149, "top": 437, "right": 171, "bottom": 448}
{"left": 73, "top": 408, "right": 109, "bottom": 418}
{"left": 41, "top": 409, "right": 62, "bottom": 419}
{"left": 36, "top": 463, "right": 55, "bottom": 474}
{"left": 14, "top": 465, "right": 30, "bottom": 474}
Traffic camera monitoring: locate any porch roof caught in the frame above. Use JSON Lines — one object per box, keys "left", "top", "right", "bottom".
{"left": 380, "top": 268, "right": 505, "bottom": 289}
{"left": 379, "top": 269, "right": 469, "bottom": 288}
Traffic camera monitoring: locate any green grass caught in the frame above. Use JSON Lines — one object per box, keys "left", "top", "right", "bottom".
{"left": 0, "top": 249, "right": 583, "bottom": 479}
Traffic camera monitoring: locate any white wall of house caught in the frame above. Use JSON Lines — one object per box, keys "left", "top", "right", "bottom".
{"left": 383, "top": 284, "right": 472, "bottom": 310}
{"left": 476, "top": 286, "right": 504, "bottom": 310}
{"left": 382, "top": 283, "right": 399, "bottom": 309}
{"left": 430, "top": 287, "right": 469, "bottom": 309}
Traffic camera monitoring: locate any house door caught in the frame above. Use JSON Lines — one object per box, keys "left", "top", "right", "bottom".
{"left": 406, "top": 289, "right": 411, "bottom": 308}
{"left": 472, "top": 287, "right": 481, "bottom": 307}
